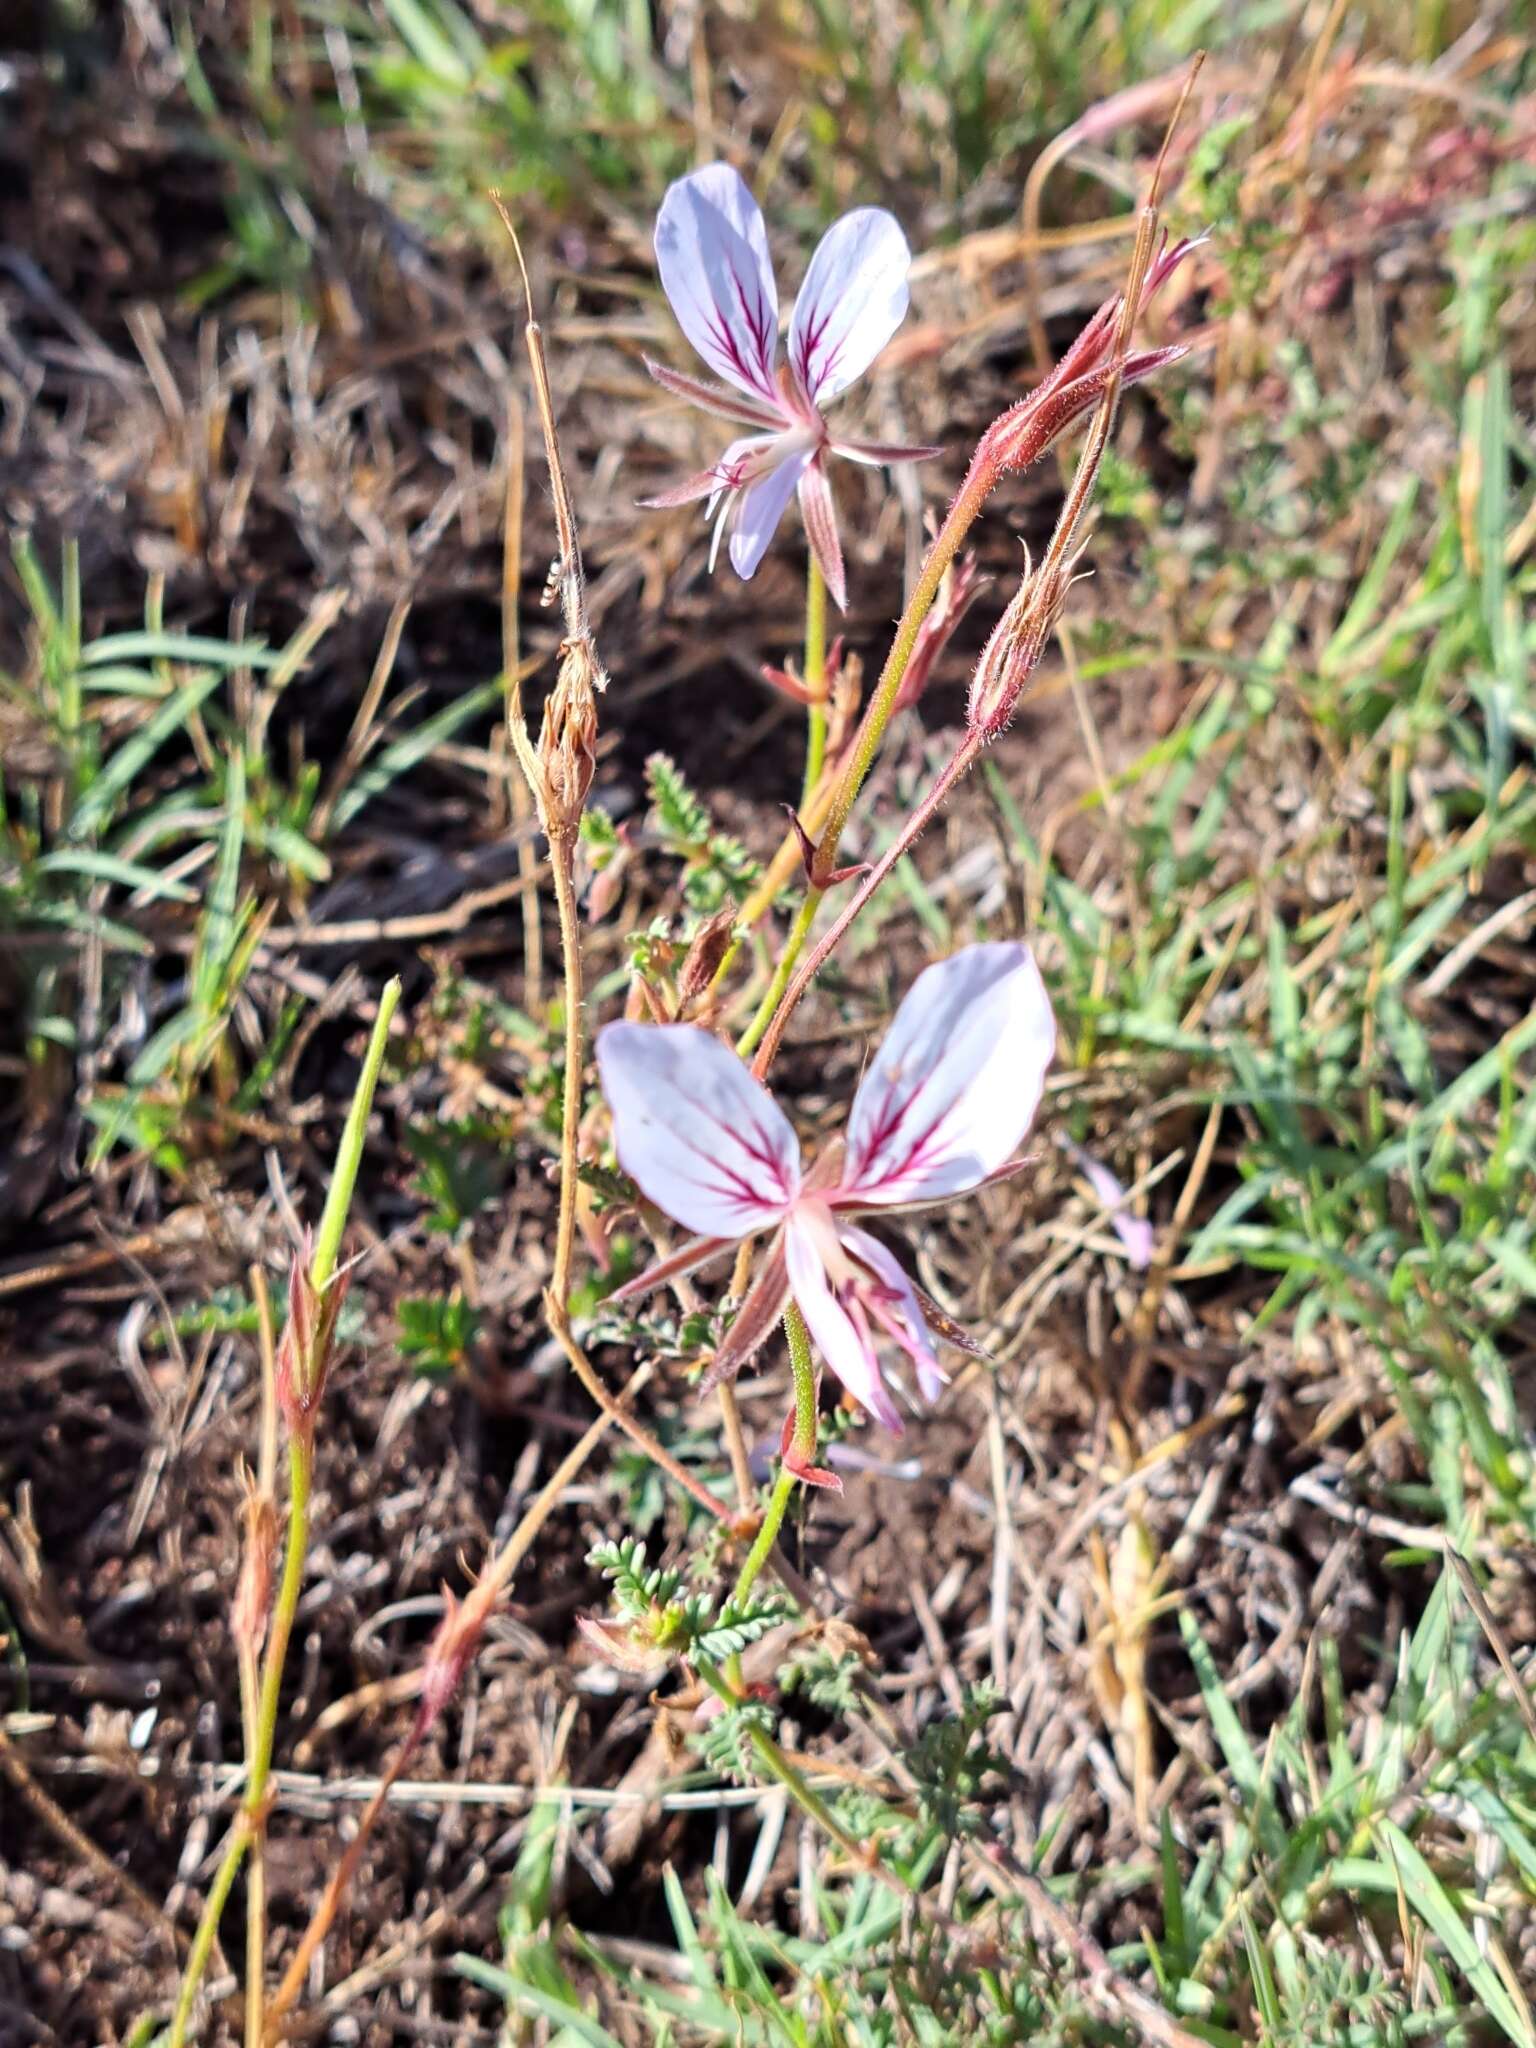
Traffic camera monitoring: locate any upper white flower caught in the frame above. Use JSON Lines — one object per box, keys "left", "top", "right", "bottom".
{"left": 642, "top": 164, "right": 938, "bottom": 608}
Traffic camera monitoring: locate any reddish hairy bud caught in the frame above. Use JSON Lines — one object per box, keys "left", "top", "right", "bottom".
{"left": 982, "top": 343, "right": 1189, "bottom": 478}
{"left": 231, "top": 1467, "right": 277, "bottom": 1655}
{"left": 977, "top": 230, "right": 1200, "bottom": 481}
{"left": 414, "top": 1582, "right": 494, "bottom": 1738}
{"left": 273, "top": 1241, "right": 348, "bottom": 1438}
{"left": 966, "top": 551, "right": 1082, "bottom": 741}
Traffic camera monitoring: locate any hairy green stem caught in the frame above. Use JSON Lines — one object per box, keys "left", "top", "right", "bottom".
{"left": 311, "top": 980, "right": 400, "bottom": 1294}
{"left": 785, "top": 1297, "right": 818, "bottom": 1453}
{"left": 732, "top": 1466, "right": 794, "bottom": 1614}
{"left": 800, "top": 554, "right": 828, "bottom": 813}
{"left": 731, "top": 1302, "right": 817, "bottom": 1612}
{"left": 816, "top": 459, "right": 993, "bottom": 877}
{"left": 735, "top": 891, "right": 818, "bottom": 1059}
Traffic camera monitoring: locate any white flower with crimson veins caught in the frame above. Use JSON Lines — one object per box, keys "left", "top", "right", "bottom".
{"left": 641, "top": 164, "right": 939, "bottom": 608}
{"left": 598, "top": 944, "right": 1055, "bottom": 1433}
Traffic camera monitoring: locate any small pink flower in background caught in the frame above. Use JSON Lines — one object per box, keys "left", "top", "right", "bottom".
{"left": 1059, "top": 1135, "right": 1155, "bottom": 1269}
{"left": 642, "top": 164, "right": 940, "bottom": 608}
{"left": 597, "top": 944, "right": 1054, "bottom": 1432}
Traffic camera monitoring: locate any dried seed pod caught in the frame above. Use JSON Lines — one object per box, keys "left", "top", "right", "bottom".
{"left": 536, "top": 639, "right": 601, "bottom": 833}
{"left": 677, "top": 906, "right": 739, "bottom": 1006}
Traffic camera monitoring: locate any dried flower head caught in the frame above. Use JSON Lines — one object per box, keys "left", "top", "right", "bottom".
{"left": 536, "top": 642, "right": 600, "bottom": 832}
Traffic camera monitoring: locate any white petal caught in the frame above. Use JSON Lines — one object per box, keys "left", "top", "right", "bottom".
{"left": 729, "top": 443, "right": 814, "bottom": 581}
{"left": 655, "top": 166, "right": 781, "bottom": 406}
{"left": 838, "top": 1224, "right": 944, "bottom": 1403}
{"left": 842, "top": 943, "right": 1055, "bottom": 1204}
{"left": 789, "top": 208, "right": 911, "bottom": 406}
{"left": 597, "top": 1023, "right": 801, "bottom": 1237}
{"left": 785, "top": 1212, "right": 903, "bottom": 1432}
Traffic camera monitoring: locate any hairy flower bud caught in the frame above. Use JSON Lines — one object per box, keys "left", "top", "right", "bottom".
{"left": 975, "top": 231, "right": 1201, "bottom": 482}
{"left": 273, "top": 1241, "right": 349, "bottom": 1438}
{"left": 413, "top": 1580, "right": 497, "bottom": 1739}
{"left": 966, "top": 550, "right": 1081, "bottom": 741}
{"left": 231, "top": 1466, "right": 277, "bottom": 1655}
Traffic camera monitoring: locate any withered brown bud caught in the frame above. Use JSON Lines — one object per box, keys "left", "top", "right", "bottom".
{"left": 677, "top": 907, "right": 738, "bottom": 1007}
{"left": 536, "top": 637, "right": 603, "bottom": 833}
{"left": 231, "top": 1466, "right": 278, "bottom": 1655}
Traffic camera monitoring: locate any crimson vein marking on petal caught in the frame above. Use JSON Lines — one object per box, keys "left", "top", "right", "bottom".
{"left": 650, "top": 1081, "right": 796, "bottom": 1207}
{"left": 639, "top": 1114, "right": 786, "bottom": 1214}
{"left": 702, "top": 308, "right": 771, "bottom": 397}
{"left": 852, "top": 1076, "right": 955, "bottom": 1189}
{"left": 700, "top": 266, "right": 777, "bottom": 398}
{"left": 731, "top": 266, "right": 775, "bottom": 376}
{"left": 793, "top": 300, "right": 842, "bottom": 397}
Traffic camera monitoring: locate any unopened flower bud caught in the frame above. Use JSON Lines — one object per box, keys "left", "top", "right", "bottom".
{"left": 966, "top": 551, "right": 1080, "bottom": 741}
{"left": 273, "top": 1242, "right": 349, "bottom": 1438}
{"left": 975, "top": 232, "right": 1201, "bottom": 483}
{"left": 231, "top": 1467, "right": 278, "bottom": 1655}
{"left": 414, "top": 1582, "right": 494, "bottom": 1738}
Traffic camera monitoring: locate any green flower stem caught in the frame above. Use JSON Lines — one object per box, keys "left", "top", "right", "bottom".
{"left": 735, "top": 890, "right": 818, "bottom": 1059}
{"left": 311, "top": 979, "right": 400, "bottom": 1295}
{"left": 800, "top": 553, "right": 829, "bottom": 814}
{"left": 249, "top": 1438, "right": 312, "bottom": 1815}
{"left": 167, "top": 1816, "right": 247, "bottom": 2046}
{"left": 168, "top": 1438, "right": 312, "bottom": 2048}
{"left": 693, "top": 1654, "right": 879, "bottom": 1878}
{"left": 731, "top": 1301, "right": 818, "bottom": 1612}
{"left": 732, "top": 1464, "right": 795, "bottom": 1616}
{"left": 742, "top": 459, "right": 995, "bottom": 1083}
{"left": 734, "top": 550, "right": 829, "bottom": 1059}
{"left": 815, "top": 458, "right": 993, "bottom": 880}
{"left": 170, "top": 984, "right": 399, "bottom": 2044}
